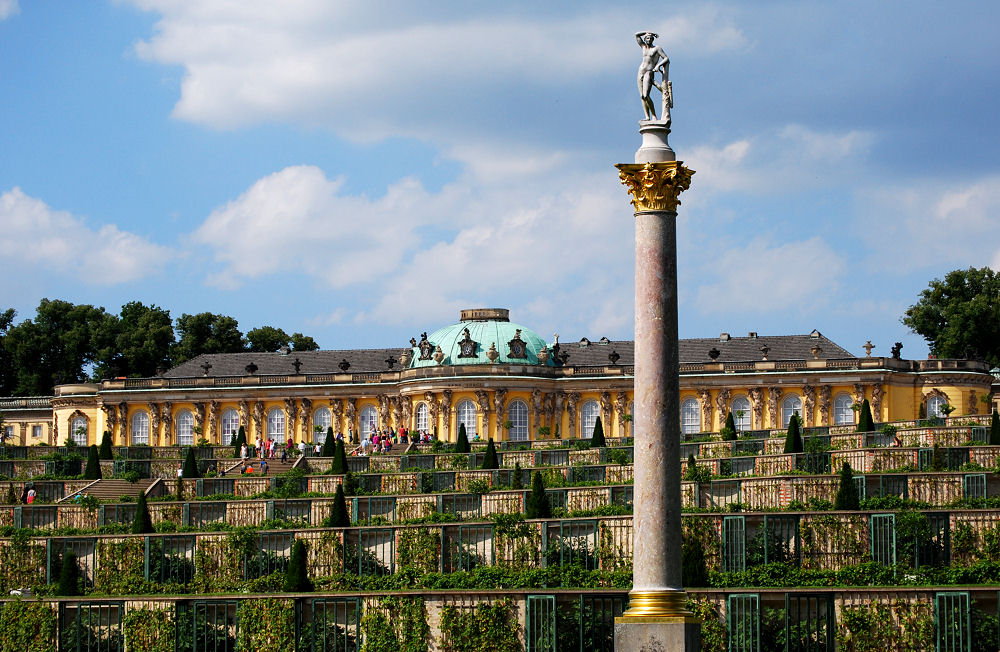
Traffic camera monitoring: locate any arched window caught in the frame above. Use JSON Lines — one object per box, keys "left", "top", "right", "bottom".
{"left": 360, "top": 405, "right": 378, "bottom": 441}
{"left": 130, "top": 411, "right": 149, "bottom": 445}
{"left": 581, "top": 400, "right": 601, "bottom": 438}
{"left": 313, "top": 407, "right": 331, "bottom": 443}
{"left": 266, "top": 408, "right": 285, "bottom": 441}
{"left": 415, "top": 403, "right": 429, "bottom": 433}
{"left": 508, "top": 399, "right": 529, "bottom": 441}
{"left": 221, "top": 409, "right": 240, "bottom": 443}
{"left": 681, "top": 398, "right": 700, "bottom": 435}
{"left": 730, "top": 397, "right": 751, "bottom": 431}
{"left": 927, "top": 394, "right": 947, "bottom": 418}
{"left": 833, "top": 394, "right": 854, "bottom": 425}
{"left": 456, "top": 400, "right": 478, "bottom": 440}
{"left": 175, "top": 410, "right": 194, "bottom": 446}
{"left": 781, "top": 395, "right": 802, "bottom": 428}
{"left": 70, "top": 416, "right": 88, "bottom": 446}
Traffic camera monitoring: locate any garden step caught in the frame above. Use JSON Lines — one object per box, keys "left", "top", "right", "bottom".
{"left": 61, "top": 478, "right": 155, "bottom": 502}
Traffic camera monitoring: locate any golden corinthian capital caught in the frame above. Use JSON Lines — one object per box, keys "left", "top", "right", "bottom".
{"left": 616, "top": 161, "right": 694, "bottom": 213}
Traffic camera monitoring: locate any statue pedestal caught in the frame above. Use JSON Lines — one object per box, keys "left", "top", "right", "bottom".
{"left": 636, "top": 121, "right": 675, "bottom": 163}
{"left": 614, "top": 617, "right": 701, "bottom": 651}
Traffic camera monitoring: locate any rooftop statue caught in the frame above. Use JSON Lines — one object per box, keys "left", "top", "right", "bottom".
{"left": 635, "top": 31, "right": 672, "bottom": 125}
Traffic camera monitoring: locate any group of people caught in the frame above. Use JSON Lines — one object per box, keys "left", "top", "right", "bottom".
{"left": 355, "top": 426, "right": 436, "bottom": 456}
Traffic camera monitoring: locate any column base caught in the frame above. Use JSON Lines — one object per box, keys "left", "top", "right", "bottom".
{"left": 614, "top": 617, "right": 701, "bottom": 651}
{"left": 620, "top": 589, "right": 692, "bottom": 618}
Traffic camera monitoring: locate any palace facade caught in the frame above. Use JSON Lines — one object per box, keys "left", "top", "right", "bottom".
{"left": 1, "top": 308, "right": 994, "bottom": 447}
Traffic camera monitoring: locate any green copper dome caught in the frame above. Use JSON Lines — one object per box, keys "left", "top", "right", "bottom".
{"left": 408, "top": 309, "right": 552, "bottom": 368}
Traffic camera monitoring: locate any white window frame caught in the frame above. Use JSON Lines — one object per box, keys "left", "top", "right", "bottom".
{"left": 927, "top": 395, "right": 946, "bottom": 418}
{"left": 456, "top": 400, "right": 478, "bottom": 439}
{"left": 581, "top": 400, "right": 600, "bottom": 439}
{"left": 71, "top": 417, "right": 88, "bottom": 446}
{"left": 221, "top": 409, "right": 240, "bottom": 441}
{"left": 681, "top": 398, "right": 700, "bottom": 435}
{"left": 3, "top": 425, "right": 14, "bottom": 442}
{"left": 833, "top": 394, "right": 855, "bottom": 425}
{"left": 781, "top": 395, "right": 802, "bottom": 428}
{"left": 267, "top": 408, "right": 286, "bottom": 440}
{"left": 130, "top": 410, "right": 150, "bottom": 445}
{"left": 32, "top": 425, "right": 43, "bottom": 439}
{"left": 175, "top": 410, "right": 194, "bottom": 446}
{"left": 730, "top": 397, "right": 751, "bottom": 431}
{"left": 415, "top": 403, "right": 429, "bottom": 433}
{"left": 508, "top": 399, "right": 529, "bottom": 441}
{"left": 313, "top": 407, "right": 331, "bottom": 443}
{"left": 360, "top": 405, "right": 378, "bottom": 441}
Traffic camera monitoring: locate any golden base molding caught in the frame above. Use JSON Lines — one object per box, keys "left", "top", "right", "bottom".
{"left": 618, "top": 589, "right": 694, "bottom": 620}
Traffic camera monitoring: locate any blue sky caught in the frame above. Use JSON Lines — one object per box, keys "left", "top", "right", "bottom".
{"left": 2, "top": 1, "right": 998, "bottom": 359}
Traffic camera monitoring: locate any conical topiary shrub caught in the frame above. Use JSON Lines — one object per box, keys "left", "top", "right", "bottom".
{"left": 511, "top": 462, "right": 523, "bottom": 489}
{"left": 856, "top": 399, "right": 875, "bottom": 433}
{"left": 455, "top": 423, "right": 470, "bottom": 453}
{"left": 481, "top": 439, "right": 499, "bottom": 469}
{"left": 328, "top": 484, "right": 350, "bottom": 527}
{"left": 834, "top": 462, "right": 861, "bottom": 510}
{"left": 99, "top": 431, "right": 113, "bottom": 460}
{"left": 331, "top": 440, "right": 348, "bottom": 475}
{"left": 84, "top": 444, "right": 102, "bottom": 480}
{"left": 721, "top": 412, "right": 737, "bottom": 441}
{"left": 284, "top": 539, "right": 313, "bottom": 592}
{"left": 784, "top": 413, "right": 803, "bottom": 454}
{"left": 525, "top": 471, "right": 551, "bottom": 519}
{"left": 57, "top": 551, "right": 81, "bottom": 596}
{"left": 131, "top": 491, "right": 153, "bottom": 534}
{"left": 591, "top": 417, "right": 606, "bottom": 447}
{"left": 991, "top": 409, "right": 1000, "bottom": 446}
{"left": 182, "top": 447, "right": 200, "bottom": 479}
{"left": 231, "top": 425, "right": 246, "bottom": 448}
{"left": 322, "top": 427, "right": 336, "bottom": 457}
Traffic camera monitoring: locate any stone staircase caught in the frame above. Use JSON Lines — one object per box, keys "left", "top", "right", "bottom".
{"left": 230, "top": 456, "right": 301, "bottom": 476}
{"left": 60, "top": 478, "right": 156, "bottom": 502}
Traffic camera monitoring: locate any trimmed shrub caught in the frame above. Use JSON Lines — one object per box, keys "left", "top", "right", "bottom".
{"left": 991, "top": 409, "right": 1000, "bottom": 446}
{"left": 284, "top": 539, "right": 313, "bottom": 592}
{"left": 98, "top": 431, "right": 113, "bottom": 459}
{"left": 322, "top": 427, "right": 336, "bottom": 457}
{"left": 328, "top": 484, "right": 350, "bottom": 527}
{"left": 231, "top": 425, "right": 246, "bottom": 448}
{"left": 856, "top": 399, "right": 875, "bottom": 432}
{"left": 331, "top": 440, "right": 349, "bottom": 475}
{"left": 132, "top": 492, "right": 153, "bottom": 534}
{"left": 56, "top": 551, "right": 81, "bottom": 596}
{"left": 784, "top": 413, "right": 803, "bottom": 454}
{"left": 591, "top": 417, "right": 606, "bottom": 447}
{"left": 84, "top": 444, "right": 102, "bottom": 480}
{"left": 481, "top": 439, "right": 499, "bottom": 470}
{"left": 681, "top": 542, "right": 708, "bottom": 587}
{"left": 455, "top": 424, "right": 470, "bottom": 453}
{"left": 182, "top": 447, "right": 200, "bottom": 479}
{"left": 511, "top": 462, "right": 523, "bottom": 489}
{"left": 721, "top": 412, "right": 737, "bottom": 441}
{"left": 834, "top": 462, "right": 861, "bottom": 510}
{"left": 525, "top": 471, "right": 551, "bottom": 519}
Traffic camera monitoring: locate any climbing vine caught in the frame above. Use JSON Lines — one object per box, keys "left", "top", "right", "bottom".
{"left": 122, "top": 606, "right": 174, "bottom": 652}
{"left": 360, "top": 596, "right": 429, "bottom": 652}
{"left": 95, "top": 537, "right": 145, "bottom": 594}
{"left": 397, "top": 528, "right": 440, "bottom": 573}
{"left": 836, "top": 600, "right": 933, "bottom": 651}
{"left": 686, "top": 599, "right": 725, "bottom": 652}
{"left": 0, "top": 599, "right": 57, "bottom": 652}
{"left": 237, "top": 598, "right": 295, "bottom": 652}
{"left": 0, "top": 530, "right": 46, "bottom": 593}
{"left": 439, "top": 599, "right": 520, "bottom": 652}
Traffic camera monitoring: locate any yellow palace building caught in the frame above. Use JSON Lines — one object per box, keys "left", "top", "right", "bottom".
{"left": 1, "top": 308, "right": 993, "bottom": 447}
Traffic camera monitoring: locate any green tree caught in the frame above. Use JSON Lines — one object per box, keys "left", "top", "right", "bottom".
{"left": 171, "top": 312, "right": 245, "bottom": 365}
{"left": 331, "top": 440, "right": 348, "bottom": 475}
{"left": 181, "top": 447, "right": 200, "bottom": 478}
{"left": 991, "top": 409, "right": 1000, "bottom": 446}
{"left": 720, "top": 411, "right": 737, "bottom": 441}
{"left": 681, "top": 541, "right": 708, "bottom": 587}
{"left": 855, "top": 398, "right": 875, "bottom": 432}
{"left": 284, "top": 539, "right": 313, "bottom": 592}
{"left": 328, "top": 484, "right": 350, "bottom": 527}
{"left": 511, "top": 462, "right": 523, "bottom": 489}
{"left": 98, "top": 431, "right": 113, "bottom": 460}
{"left": 131, "top": 492, "right": 153, "bottom": 534}
{"left": 903, "top": 266, "right": 1000, "bottom": 365}
{"left": 0, "top": 308, "right": 16, "bottom": 396}
{"left": 455, "top": 423, "right": 470, "bottom": 453}
{"left": 246, "top": 325, "right": 291, "bottom": 352}
{"left": 834, "top": 462, "right": 861, "bottom": 510}
{"left": 321, "top": 427, "right": 336, "bottom": 458}
{"left": 56, "top": 551, "right": 81, "bottom": 596}
{"left": 290, "top": 333, "right": 320, "bottom": 351}
{"left": 93, "top": 302, "right": 174, "bottom": 379}
{"left": 231, "top": 425, "right": 246, "bottom": 448}
{"left": 591, "top": 416, "right": 606, "bottom": 447}
{"left": 84, "top": 444, "right": 102, "bottom": 480}
{"left": 525, "top": 471, "right": 551, "bottom": 519}
{"left": 783, "top": 413, "right": 803, "bottom": 454}
{"left": 481, "top": 438, "right": 499, "bottom": 469}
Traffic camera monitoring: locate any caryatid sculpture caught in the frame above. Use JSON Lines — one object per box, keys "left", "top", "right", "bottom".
{"left": 636, "top": 31, "right": 672, "bottom": 125}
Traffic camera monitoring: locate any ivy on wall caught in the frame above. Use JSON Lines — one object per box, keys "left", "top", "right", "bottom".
{"left": 359, "top": 596, "right": 430, "bottom": 652}
{"left": 439, "top": 599, "right": 520, "bottom": 652}
{"left": 237, "top": 598, "right": 296, "bottom": 652}
{"left": 836, "top": 601, "right": 933, "bottom": 651}
{"left": 0, "top": 599, "right": 57, "bottom": 652}
{"left": 0, "top": 530, "right": 47, "bottom": 593}
{"left": 95, "top": 538, "right": 145, "bottom": 594}
{"left": 396, "top": 528, "right": 440, "bottom": 574}
{"left": 686, "top": 599, "right": 725, "bottom": 652}
{"left": 122, "top": 606, "right": 174, "bottom": 652}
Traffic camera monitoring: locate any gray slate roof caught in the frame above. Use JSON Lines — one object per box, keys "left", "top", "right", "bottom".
{"left": 163, "top": 332, "right": 854, "bottom": 378}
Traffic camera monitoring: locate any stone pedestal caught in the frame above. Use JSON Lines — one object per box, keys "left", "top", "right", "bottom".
{"left": 614, "top": 618, "right": 701, "bottom": 651}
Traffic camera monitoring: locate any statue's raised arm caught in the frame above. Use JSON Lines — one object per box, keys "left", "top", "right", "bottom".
{"left": 635, "top": 31, "right": 671, "bottom": 124}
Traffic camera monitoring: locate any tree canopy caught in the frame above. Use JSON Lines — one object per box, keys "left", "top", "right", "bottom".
{"left": 903, "top": 266, "right": 1000, "bottom": 366}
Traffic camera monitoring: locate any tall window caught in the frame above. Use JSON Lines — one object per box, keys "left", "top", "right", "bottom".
{"left": 2, "top": 425, "right": 13, "bottom": 443}
{"left": 313, "top": 407, "right": 331, "bottom": 443}
{"left": 508, "top": 399, "right": 529, "bottom": 441}
{"left": 415, "top": 403, "right": 429, "bottom": 433}
{"left": 221, "top": 409, "right": 240, "bottom": 443}
{"left": 781, "top": 395, "right": 802, "bottom": 428}
{"left": 267, "top": 408, "right": 285, "bottom": 440}
{"left": 833, "top": 394, "right": 854, "bottom": 425}
{"left": 456, "top": 400, "right": 477, "bottom": 439}
{"left": 581, "top": 400, "right": 600, "bottom": 438}
{"left": 359, "top": 405, "right": 378, "bottom": 441}
{"left": 927, "top": 395, "right": 947, "bottom": 418}
{"left": 175, "top": 410, "right": 194, "bottom": 446}
{"left": 130, "top": 411, "right": 150, "bottom": 445}
{"left": 681, "top": 398, "right": 700, "bottom": 435}
{"left": 70, "top": 416, "right": 88, "bottom": 446}
{"left": 32, "top": 425, "right": 43, "bottom": 439}
{"left": 730, "top": 397, "right": 751, "bottom": 431}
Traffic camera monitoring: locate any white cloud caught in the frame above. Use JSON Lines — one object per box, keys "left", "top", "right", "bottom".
{"left": 694, "top": 236, "right": 844, "bottom": 314}
{"left": 0, "top": 0, "right": 18, "bottom": 20}
{"left": 0, "top": 188, "right": 172, "bottom": 284}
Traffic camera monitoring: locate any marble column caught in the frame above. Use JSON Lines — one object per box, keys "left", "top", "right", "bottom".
{"left": 615, "top": 121, "right": 696, "bottom": 631}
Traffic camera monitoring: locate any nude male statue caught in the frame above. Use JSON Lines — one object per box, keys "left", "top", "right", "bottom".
{"left": 635, "top": 31, "right": 671, "bottom": 124}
